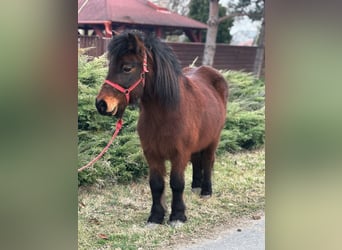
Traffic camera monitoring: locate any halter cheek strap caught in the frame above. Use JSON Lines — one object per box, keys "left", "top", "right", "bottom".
{"left": 104, "top": 76, "right": 144, "bottom": 104}
{"left": 78, "top": 52, "right": 149, "bottom": 172}
{"left": 104, "top": 51, "right": 149, "bottom": 104}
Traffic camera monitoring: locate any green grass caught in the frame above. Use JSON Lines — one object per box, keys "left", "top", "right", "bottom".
{"left": 78, "top": 148, "right": 265, "bottom": 249}
{"left": 77, "top": 53, "right": 265, "bottom": 248}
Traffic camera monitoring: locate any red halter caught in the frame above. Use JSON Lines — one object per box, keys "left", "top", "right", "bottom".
{"left": 104, "top": 51, "right": 149, "bottom": 104}
{"left": 78, "top": 52, "right": 149, "bottom": 172}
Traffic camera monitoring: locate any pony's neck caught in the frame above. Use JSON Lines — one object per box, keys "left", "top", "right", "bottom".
{"left": 141, "top": 73, "right": 182, "bottom": 112}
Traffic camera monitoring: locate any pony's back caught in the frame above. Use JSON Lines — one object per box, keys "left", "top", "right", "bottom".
{"left": 183, "top": 66, "right": 229, "bottom": 105}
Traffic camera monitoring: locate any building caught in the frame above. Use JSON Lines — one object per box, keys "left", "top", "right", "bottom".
{"left": 78, "top": 0, "right": 207, "bottom": 42}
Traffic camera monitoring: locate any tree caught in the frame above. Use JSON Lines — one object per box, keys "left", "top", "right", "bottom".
{"left": 228, "top": 0, "right": 264, "bottom": 78}
{"left": 227, "top": 0, "right": 264, "bottom": 21}
{"left": 189, "top": 0, "right": 233, "bottom": 43}
{"left": 200, "top": 0, "right": 264, "bottom": 77}
{"left": 201, "top": 0, "right": 244, "bottom": 66}
{"left": 202, "top": 0, "right": 220, "bottom": 66}
{"left": 168, "top": 0, "right": 191, "bottom": 15}
{"left": 253, "top": 17, "right": 264, "bottom": 78}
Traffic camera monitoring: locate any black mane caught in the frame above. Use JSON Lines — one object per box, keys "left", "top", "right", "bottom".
{"left": 108, "top": 30, "right": 182, "bottom": 108}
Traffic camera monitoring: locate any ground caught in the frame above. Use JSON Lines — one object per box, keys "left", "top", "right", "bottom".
{"left": 178, "top": 214, "right": 265, "bottom": 250}
{"left": 78, "top": 148, "right": 264, "bottom": 249}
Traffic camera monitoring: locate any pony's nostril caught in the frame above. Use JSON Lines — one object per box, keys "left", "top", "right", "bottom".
{"left": 95, "top": 99, "right": 107, "bottom": 115}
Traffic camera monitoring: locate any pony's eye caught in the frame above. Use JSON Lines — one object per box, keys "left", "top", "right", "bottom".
{"left": 123, "top": 65, "right": 133, "bottom": 73}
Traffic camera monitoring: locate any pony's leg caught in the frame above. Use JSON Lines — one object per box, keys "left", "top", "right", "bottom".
{"left": 190, "top": 151, "right": 203, "bottom": 193}
{"left": 200, "top": 143, "right": 218, "bottom": 197}
{"left": 169, "top": 156, "right": 188, "bottom": 223}
{"left": 146, "top": 156, "right": 166, "bottom": 224}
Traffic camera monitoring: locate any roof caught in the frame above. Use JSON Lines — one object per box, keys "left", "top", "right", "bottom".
{"left": 78, "top": 0, "right": 207, "bottom": 30}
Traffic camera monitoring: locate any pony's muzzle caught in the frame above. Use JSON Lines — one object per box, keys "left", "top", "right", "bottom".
{"left": 95, "top": 99, "right": 108, "bottom": 115}
{"left": 95, "top": 98, "right": 119, "bottom": 116}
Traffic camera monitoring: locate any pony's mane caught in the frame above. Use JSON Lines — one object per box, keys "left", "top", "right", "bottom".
{"left": 107, "top": 30, "right": 182, "bottom": 108}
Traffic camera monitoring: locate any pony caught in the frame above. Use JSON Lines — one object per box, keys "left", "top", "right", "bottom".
{"left": 95, "top": 30, "right": 228, "bottom": 226}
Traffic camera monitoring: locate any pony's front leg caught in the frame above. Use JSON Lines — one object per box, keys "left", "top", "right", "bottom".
{"left": 169, "top": 157, "right": 187, "bottom": 224}
{"left": 147, "top": 157, "right": 166, "bottom": 225}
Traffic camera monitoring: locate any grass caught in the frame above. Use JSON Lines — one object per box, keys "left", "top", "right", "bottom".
{"left": 78, "top": 148, "right": 264, "bottom": 249}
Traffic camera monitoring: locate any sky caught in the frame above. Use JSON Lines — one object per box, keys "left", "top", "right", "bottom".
{"left": 220, "top": 0, "right": 262, "bottom": 45}
{"left": 152, "top": 0, "right": 262, "bottom": 45}
{"left": 230, "top": 16, "right": 262, "bottom": 45}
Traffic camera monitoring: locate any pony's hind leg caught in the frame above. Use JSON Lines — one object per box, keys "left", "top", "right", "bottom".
{"left": 146, "top": 156, "right": 167, "bottom": 224}
{"left": 190, "top": 151, "right": 203, "bottom": 194}
{"left": 200, "top": 143, "right": 218, "bottom": 198}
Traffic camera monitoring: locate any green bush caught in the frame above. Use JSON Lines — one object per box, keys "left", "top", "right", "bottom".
{"left": 78, "top": 52, "right": 264, "bottom": 185}
{"left": 78, "top": 52, "right": 113, "bottom": 131}
{"left": 78, "top": 51, "right": 148, "bottom": 185}
{"left": 78, "top": 122, "right": 147, "bottom": 186}
{"left": 218, "top": 71, "right": 265, "bottom": 153}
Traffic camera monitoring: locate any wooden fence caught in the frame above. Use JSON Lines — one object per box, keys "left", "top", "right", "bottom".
{"left": 78, "top": 36, "right": 258, "bottom": 73}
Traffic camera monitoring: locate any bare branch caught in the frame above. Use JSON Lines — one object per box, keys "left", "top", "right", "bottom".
{"left": 218, "top": 12, "right": 246, "bottom": 23}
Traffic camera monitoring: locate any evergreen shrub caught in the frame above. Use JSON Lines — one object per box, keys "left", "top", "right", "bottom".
{"left": 78, "top": 53, "right": 264, "bottom": 185}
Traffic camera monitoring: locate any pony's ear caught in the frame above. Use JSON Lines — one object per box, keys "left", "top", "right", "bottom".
{"left": 127, "top": 33, "right": 143, "bottom": 54}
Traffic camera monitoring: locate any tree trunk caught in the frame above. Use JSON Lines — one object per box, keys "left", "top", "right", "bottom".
{"left": 202, "top": 0, "right": 220, "bottom": 66}
{"left": 253, "top": 18, "right": 265, "bottom": 78}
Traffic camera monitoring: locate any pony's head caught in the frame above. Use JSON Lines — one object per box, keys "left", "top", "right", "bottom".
{"left": 95, "top": 30, "right": 148, "bottom": 117}
{"left": 96, "top": 30, "right": 181, "bottom": 118}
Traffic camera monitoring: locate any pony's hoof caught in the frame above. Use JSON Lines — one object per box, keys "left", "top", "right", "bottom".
{"left": 169, "top": 220, "right": 184, "bottom": 228}
{"left": 200, "top": 194, "right": 211, "bottom": 199}
{"left": 145, "top": 222, "right": 160, "bottom": 229}
{"left": 191, "top": 187, "right": 201, "bottom": 194}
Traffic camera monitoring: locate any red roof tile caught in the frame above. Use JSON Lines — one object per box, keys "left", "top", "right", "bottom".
{"left": 78, "top": 0, "right": 207, "bottom": 29}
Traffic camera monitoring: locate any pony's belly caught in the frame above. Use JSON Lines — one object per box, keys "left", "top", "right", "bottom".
{"left": 139, "top": 131, "right": 218, "bottom": 162}
{"left": 139, "top": 133, "right": 177, "bottom": 159}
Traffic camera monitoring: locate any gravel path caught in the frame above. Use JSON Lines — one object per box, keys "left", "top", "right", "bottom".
{"left": 179, "top": 216, "right": 265, "bottom": 250}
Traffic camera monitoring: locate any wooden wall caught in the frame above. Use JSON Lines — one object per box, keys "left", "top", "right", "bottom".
{"left": 78, "top": 36, "right": 258, "bottom": 73}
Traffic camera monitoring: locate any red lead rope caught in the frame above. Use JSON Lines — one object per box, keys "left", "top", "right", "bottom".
{"left": 78, "top": 51, "right": 149, "bottom": 172}
{"left": 78, "top": 119, "right": 123, "bottom": 172}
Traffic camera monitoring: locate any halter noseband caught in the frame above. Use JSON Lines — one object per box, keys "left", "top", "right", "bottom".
{"left": 104, "top": 51, "right": 149, "bottom": 104}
